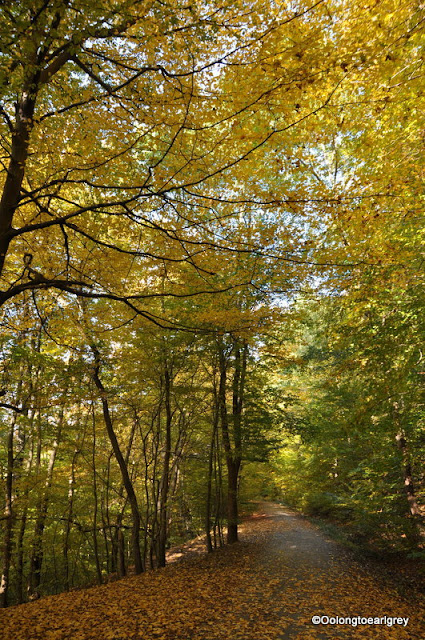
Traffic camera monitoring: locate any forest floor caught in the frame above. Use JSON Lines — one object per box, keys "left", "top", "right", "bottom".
{"left": 2, "top": 503, "right": 425, "bottom": 640}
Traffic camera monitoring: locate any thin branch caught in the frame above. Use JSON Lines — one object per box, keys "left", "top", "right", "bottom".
{"left": 0, "top": 402, "right": 25, "bottom": 414}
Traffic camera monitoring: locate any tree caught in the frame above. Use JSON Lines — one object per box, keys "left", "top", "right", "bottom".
{"left": 2, "top": 0, "right": 424, "bottom": 608}
{"left": 0, "top": 0, "right": 338, "bottom": 314}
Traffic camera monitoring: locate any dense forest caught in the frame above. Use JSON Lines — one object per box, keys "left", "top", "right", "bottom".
{"left": 0, "top": 0, "right": 424, "bottom": 609}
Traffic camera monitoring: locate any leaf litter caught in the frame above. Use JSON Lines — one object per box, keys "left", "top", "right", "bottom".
{"left": 1, "top": 503, "right": 424, "bottom": 640}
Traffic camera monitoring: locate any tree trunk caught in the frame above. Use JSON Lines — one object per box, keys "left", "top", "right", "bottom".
{"left": 157, "top": 360, "right": 172, "bottom": 568}
{"left": 0, "top": 83, "right": 37, "bottom": 277}
{"left": 218, "top": 342, "right": 239, "bottom": 543}
{"left": 112, "top": 417, "right": 137, "bottom": 577}
{"left": 149, "top": 419, "right": 161, "bottom": 569}
{"left": 218, "top": 339, "right": 247, "bottom": 544}
{"left": 393, "top": 401, "right": 421, "bottom": 518}
{"left": 92, "top": 413, "right": 103, "bottom": 585}
{"left": 16, "top": 407, "right": 35, "bottom": 604}
{"left": 226, "top": 460, "right": 240, "bottom": 544}
{"left": 104, "top": 452, "right": 116, "bottom": 574}
{"left": 91, "top": 348, "right": 143, "bottom": 574}
{"left": 206, "top": 380, "right": 219, "bottom": 552}
{"left": 28, "top": 410, "right": 63, "bottom": 597}
{"left": 395, "top": 432, "right": 421, "bottom": 517}
{"left": 64, "top": 449, "right": 78, "bottom": 591}
{"left": 0, "top": 413, "right": 18, "bottom": 608}
{"left": 141, "top": 420, "right": 155, "bottom": 571}
{"left": 117, "top": 529, "right": 126, "bottom": 578}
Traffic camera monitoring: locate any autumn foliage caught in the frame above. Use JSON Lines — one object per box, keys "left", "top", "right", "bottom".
{"left": 0, "top": 0, "right": 424, "bottom": 620}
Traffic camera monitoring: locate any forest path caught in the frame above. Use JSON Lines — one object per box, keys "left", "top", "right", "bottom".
{"left": 244, "top": 503, "right": 424, "bottom": 639}
{"left": 2, "top": 503, "right": 424, "bottom": 640}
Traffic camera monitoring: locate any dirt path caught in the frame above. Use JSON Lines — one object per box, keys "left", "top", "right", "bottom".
{"left": 247, "top": 503, "right": 424, "bottom": 639}
{"left": 1, "top": 503, "right": 424, "bottom": 640}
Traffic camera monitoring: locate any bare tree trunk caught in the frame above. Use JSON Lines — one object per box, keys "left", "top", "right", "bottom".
{"left": 0, "top": 411, "right": 19, "bottom": 608}
{"left": 218, "top": 343, "right": 238, "bottom": 543}
{"left": 0, "top": 75, "right": 37, "bottom": 276}
{"left": 395, "top": 433, "right": 421, "bottom": 517}
{"left": 104, "top": 452, "right": 116, "bottom": 574}
{"left": 206, "top": 378, "right": 219, "bottom": 553}
{"left": 149, "top": 417, "right": 161, "bottom": 569}
{"left": 91, "top": 347, "right": 143, "bottom": 574}
{"left": 157, "top": 360, "right": 173, "bottom": 568}
{"left": 91, "top": 409, "right": 102, "bottom": 585}
{"left": 16, "top": 407, "right": 36, "bottom": 604}
{"left": 64, "top": 448, "right": 78, "bottom": 591}
{"left": 112, "top": 416, "right": 137, "bottom": 577}
{"left": 218, "top": 339, "right": 247, "bottom": 544}
{"left": 166, "top": 416, "right": 186, "bottom": 540}
{"left": 214, "top": 421, "right": 225, "bottom": 547}
{"left": 393, "top": 401, "right": 421, "bottom": 518}
{"left": 28, "top": 403, "right": 64, "bottom": 597}
{"left": 141, "top": 420, "right": 155, "bottom": 571}
{"left": 117, "top": 529, "right": 126, "bottom": 578}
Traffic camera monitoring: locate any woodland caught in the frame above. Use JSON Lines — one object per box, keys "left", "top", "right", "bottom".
{"left": 0, "top": 0, "right": 424, "bottom": 613}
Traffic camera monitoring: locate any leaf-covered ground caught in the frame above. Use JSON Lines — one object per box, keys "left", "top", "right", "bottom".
{"left": 2, "top": 504, "right": 424, "bottom": 640}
